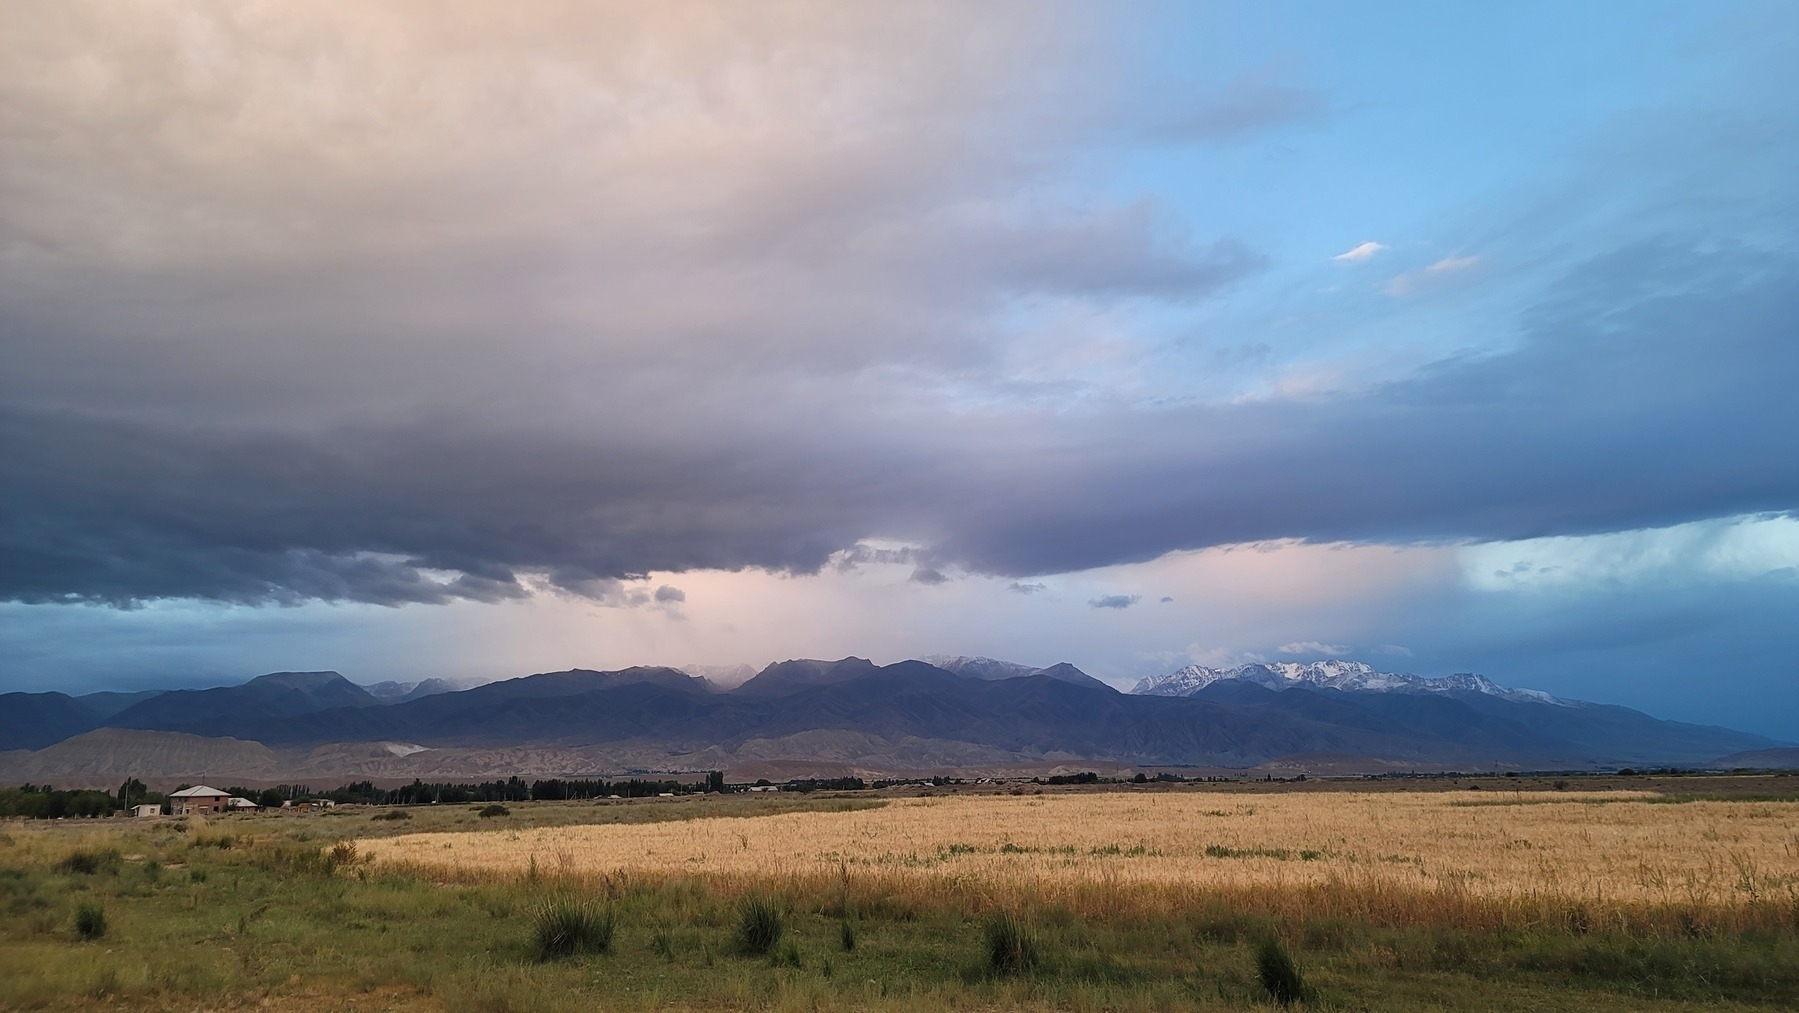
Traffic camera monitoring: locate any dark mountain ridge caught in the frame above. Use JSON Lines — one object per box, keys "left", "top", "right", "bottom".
{"left": 5, "top": 659, "right": 1784, "bottom": 769}
{"left": 105, "top": 671, "right": 380, "bottom": 738}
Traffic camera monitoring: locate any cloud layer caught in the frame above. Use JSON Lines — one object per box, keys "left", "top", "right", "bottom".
{"left": 3, "top": 3, "right": 1796, "bottom": 614}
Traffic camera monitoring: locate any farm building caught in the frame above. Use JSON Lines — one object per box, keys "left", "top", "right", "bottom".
{"left": 227, "top": 796, "right": 259, "bottom": 811}
{"left": 132, "top": 804, "right": 161, "bottom": 818}
{"left": 168, "top": 785, "right": 232, "bottom": 816}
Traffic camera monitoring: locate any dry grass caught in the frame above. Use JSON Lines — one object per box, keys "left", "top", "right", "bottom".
{"left": 377, "top": 790, "right": 1799, "bottom": 931}
{"left": 7, "top": 789, "right": 1799, "bottom": 1010}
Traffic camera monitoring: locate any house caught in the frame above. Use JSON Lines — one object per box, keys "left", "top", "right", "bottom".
{"left": 226, "top": 796, "right": 259, "bottom": 811}
{"left": 168, "top": 785, "right": 232, "bottom": 816}
{"left": 132, "top": 804, "right": 161, "bottom": 818}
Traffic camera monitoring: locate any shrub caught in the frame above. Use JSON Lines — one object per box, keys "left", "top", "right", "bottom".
{"left": 55, "top": 848, "right": 120, "bottom": 875}
{"left": 1256, "top": 938, "right": 1312, "bottom": 1006}
{"left": 735, "top": 895, "right": 784, "bottom": 956}
{"left": 531, "top": 894, "right": 614, "bottom": 960}
{"left": 984, "top": 912, "right": 1038, "bottom": 974}
{"left": 371, "top": 809, "right": 412, "bottom": 821}
{"left": 74, "top": 903, "right": 107, "bottom": 940}
{"left": 479, "top": 804, "right": 511, "bottom": 818}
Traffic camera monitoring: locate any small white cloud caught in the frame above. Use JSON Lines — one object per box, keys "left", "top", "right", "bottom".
{"left": 1426, "top": 255, "right": 1479, "bottom": 274}
{"left": 1386, "top": 254, "right": 1481, "bottom": 296}
{"left": 1277, "top": 641, "right": 1350, "bottom": 656}
{"left": 1374, "top": 644, "right": 1414, "bottom": 657}
{"left": 1331, "top": 241, "right": 1387, "bottom": 263}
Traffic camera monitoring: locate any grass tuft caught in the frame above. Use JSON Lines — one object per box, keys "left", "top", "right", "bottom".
{"left": 840, "top": 918, "right": 856, "bottom": 952}
{"left": 531, "top": 894, "right": 613, "bottom": 960}
{"left": 55, "top": 848, "right": 121, "bottom": 875}
{"left": 984, "top": 912, "right": 1039, "bottom": 974}
{"left": 74, "top": 903, "right": 107, "bottom": 941}
{"left": 1256, "top": 937, "right": 1312, "bottom": 1006}
{"left": 735, "top": 894, "right": 784, "bottom": 956}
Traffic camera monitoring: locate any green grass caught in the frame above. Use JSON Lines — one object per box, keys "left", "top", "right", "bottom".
{"left": 54, "top": 847, "right": 120, "bottom": 875}
{"left": 735, "top": 894, "right": 784, "bottom": 956}
{"left": 1, "top": 796, "right": 1796, "bottom": 1011}
{"left": 531, "top": 894, "right": 614, "bottom": 959}
{"left": 983, "top": 912, "right": 1039, "bottom": 975}
{"left": 73, "top": 903, "right": 106, "bottom": 941}
{"left": 1256, "top": 937, "right": 1311, "bottom": 1006}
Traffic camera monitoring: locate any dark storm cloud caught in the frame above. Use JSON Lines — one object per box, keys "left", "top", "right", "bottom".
{"left": 6, "top": 235, "right": 1798, "bottom": 610}
{"left": 3, "top": 5, "right": 1796, "bottom": 609}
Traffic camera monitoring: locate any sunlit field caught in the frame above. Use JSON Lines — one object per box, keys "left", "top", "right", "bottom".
{"left": 378, "top": 790, "right": 1799, "bottom": 922}
{"left": 5, "top": 779, "right": 1799, "bottom": 1011}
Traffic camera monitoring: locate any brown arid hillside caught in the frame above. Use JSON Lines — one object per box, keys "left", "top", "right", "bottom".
{"left": 0, "top": 728, "right": 282, "bottom": 785}
{"left": 0, "top": 727, "right": 1144, "bottom": 789}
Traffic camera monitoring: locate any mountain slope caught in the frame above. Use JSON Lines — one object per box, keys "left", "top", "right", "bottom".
{"left": 0, "top": 728, "right": 282, "bottom": 783}
{"left": 108, "top": 671, "right": 381, "bottom": 736}
{"left": 733, "top": 658, "right": 881, "bottom": 696}
{"left": 75, "top": 690, "right": 165, "bottom": 719}
{"left": 927, "top": 656, "right": 1115, "bottom": 691}
{"left": 0, "top": 692, "right": 101, "bottom": 751}
{"left": 1150, "top": 664, "right": 1777, "bottom": 766}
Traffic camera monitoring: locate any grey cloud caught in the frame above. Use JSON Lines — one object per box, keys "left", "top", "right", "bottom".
{"left": 1278, "top": 641, "right": 1349, "bottom": 656}
{"left": 1089, "top": 594, "right": 1141, "bottom": 610}
{"left": 654, "top": 585, "right": 686, "bottom": 603}
{"left": 934, "top": 243, "right": 1799, "bottom": 577}
{"left": 4, "top": 243, "right": 1796, "bottom": 607}
{"left": 3, "top": 6, "right": 1797, "bottom": 610}
{"left": 1008, "top": 582, "right": 1048, "bottom": 595}
{"left": 910, "top": 568, "right": 950, "bottom": 586}
{"left": 1159, "top": 596, "right": 1174, "bottom": 603}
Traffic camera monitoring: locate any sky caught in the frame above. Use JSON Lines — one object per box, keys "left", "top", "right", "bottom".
{"left": 2, "top": 2, "right": 1796, "bottom": 738}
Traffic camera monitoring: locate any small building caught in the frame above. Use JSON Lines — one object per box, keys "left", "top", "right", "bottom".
{"left": 226, "top": 796, "right": 259, "bottom": 811}
{"left": 132, "top": 804, "right": 161, "bottom": 818}
{"left": 168, "top": 785, "right": 232, "bottom": 816}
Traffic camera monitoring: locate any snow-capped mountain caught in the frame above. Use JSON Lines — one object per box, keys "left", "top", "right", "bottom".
{"left": 1130, "top": 660, "right": 1562, "bottom": 705}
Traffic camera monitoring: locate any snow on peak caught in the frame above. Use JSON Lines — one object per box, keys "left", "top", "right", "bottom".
{"left": 1130, "top": 661, "right": 1560, "bottom": 704}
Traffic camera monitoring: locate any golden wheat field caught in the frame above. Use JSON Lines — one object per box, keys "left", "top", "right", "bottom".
{"left": 376, "top": 790, "right": 1799, "bottom": 921}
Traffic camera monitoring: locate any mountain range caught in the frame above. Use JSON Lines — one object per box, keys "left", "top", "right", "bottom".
{"left": 1133, "top": 660, "right": 1562, "bottom": 704}
{"left": 1, "top": 658, "right": 1788, "bottom": 787}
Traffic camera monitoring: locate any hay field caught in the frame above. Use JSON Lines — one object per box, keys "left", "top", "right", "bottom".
{"left": 377, "top": 790, "right": 1799, "bottom": 920}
